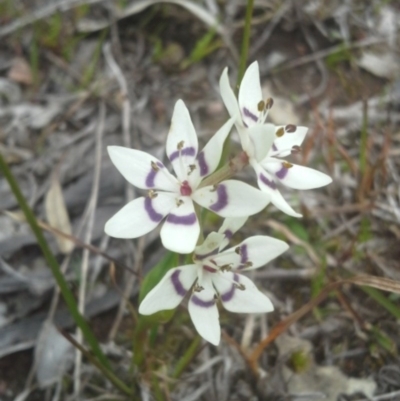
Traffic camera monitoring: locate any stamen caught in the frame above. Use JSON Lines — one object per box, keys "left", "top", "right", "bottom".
{"left": 235, "top": 246, "right": 241, "bottom": 255}
{"left": 193, "top": 283, "right": 204, "bottom": 292}
{"left": 276, "top": 127, "right": 285, "bottom": 137}
{"left": 235, "top": 283, "right": 246, "bottom": 291}
{"left": 148, "top": 190, "right": 158, "bottom": 199}
{"left": 210, "top": 184, "right": 218, "bottom": 193}
{"left": 257, "top": 100, "right": 265, "bottom": 112}
{"left": 175, "top": 198, "right": 184, "bottom": 207}
{"left": 265, "top": 97, "right": 274, "bottom": 109}
{"left": 283, "top": 161, "right": 293, "bottom": 169}
{"left": 244, "top": 261, "right": 253, "bottom": 268}
{"left": 177, "top": 140, "right": 184, "bottom": 150}
{"left": 285, "top": 124, "right": 297, "bottom": 133}
{"left": 291, "top": 145, "right": 301, "bottom": 154}
{"left": 220, "top": 264, "right": 232, "bottom": 272}
{"left": 150, "top": 161, "right": 159, "bottom": 171}
{"left": 188, "top": 164, "right": 196, "bottom": 175}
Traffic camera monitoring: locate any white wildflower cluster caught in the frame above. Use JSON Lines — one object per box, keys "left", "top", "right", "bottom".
{"left": 104, "top": 62, "right": 332, "bottom": 345}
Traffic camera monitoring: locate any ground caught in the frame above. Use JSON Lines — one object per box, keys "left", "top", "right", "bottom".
{"left": 0, "top": 1, "right": 400, "bottom": 400}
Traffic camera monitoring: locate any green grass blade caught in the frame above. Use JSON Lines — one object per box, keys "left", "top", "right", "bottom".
{"left": 0, "top": 153, "right": 112, "bottom": 372}
{"left": 362, "top": 286, "right": 400, "bottom": 319}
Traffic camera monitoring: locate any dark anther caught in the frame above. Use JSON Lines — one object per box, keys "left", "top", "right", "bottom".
{"left": 151, "top": 161, "right": 160, "bottom": 171}
{"left": 265, "top": 97, "right": 274, "bottom": 109}
{"left": 194, "top": 283, "right": 204, "bottom": 292}
{"left": 235, "top": 283, "right": 246, "bottom": 291}
{"left": 148, "top": 190, "right": 158, "bottom": 199}
{"left": 291, "top": 145, "right": 301, "bottom": 154}
{"left": 257, "top": 100, "right": 265, "bottom": 112}
{"left": 285, "top": 124, "right": 297, "bottom": 133}
{"left": 283, "top": 161, "right": 293, "bottom": 169}
{"left": 177, "top": 140, "right": 184, "bottom": 150}
{"left": 220, "top": 264, "right": 232, "bottom": 272}
{"left": 235, "top": 246, "right": 241, "bottom": 255}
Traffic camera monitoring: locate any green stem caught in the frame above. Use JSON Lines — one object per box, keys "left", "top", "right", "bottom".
{"left": 199, "top": 151, "right": 249, "bottom": 188}
{"left": 237, "top": 0, "right": 254, "bottom": 89}
{"left": 59, "top": 329, "right": 133, "bottom": 396}
{"left": 172, "top": 336, "right": 201, "bottom": 379}
{"left": 0, "top": 152, "right": 112, "bottom": 372}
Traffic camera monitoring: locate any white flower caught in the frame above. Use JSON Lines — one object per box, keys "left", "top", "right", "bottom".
{"left": 105, "top": 100, "right": 269, "bottom": 254}
{"left": 139, "top": 217, "right": 289, "bottom": 345}
{"left": 219, "top": 61, "right": 332, "bottom": 217}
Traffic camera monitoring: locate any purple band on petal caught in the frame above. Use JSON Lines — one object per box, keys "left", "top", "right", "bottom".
{"left": 259, "top": 173, "right": 277, "bottom": 190}
{"left": 275, "top": 165, "right": 289, "bottom": 180}
{"left": 221, "top": 273, "right": 239, "bottom": 302}
{"left": 145, "top": 162, "right": 164, "bottom": 188}
{"left": 194, "top": 248, "right": 218, "bottom": 261}
{"left": 167, "top": 212, "right": 196, "bottom": 225}
{"left": 242, "top": 107, "right": 258, "bottom": 123}
{"left": 210, "top": 184, "right": 228, "bottom": 212}
{"left": 169, "top": 147, "right": 196, "bottom": 162}
{"left": 224, "top": 229, "right": 233, "bottom": 239}
{"left": 240, "top": 244, "right": 248, "bottom": 264}
{"left": 191, "top": 294, "right": 215, "bottom": 308}
{"left": 171, "top": 270, "right": 187, "bottom": 297}
{"left": 197, "top": 151, "right": 209, "bottom": 177}
{"left": 145, "top": 197, "right": 163, "bottom": 222}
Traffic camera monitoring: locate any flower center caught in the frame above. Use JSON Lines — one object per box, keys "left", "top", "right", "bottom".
{"left": 180, "top": 180, "right": 192, "bottom": 196}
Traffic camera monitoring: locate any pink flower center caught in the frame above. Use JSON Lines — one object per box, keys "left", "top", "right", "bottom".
{"left": 180, "top": 180, "right": 192, "bottom": 196}
{"left": 203, "top": 265, "right": 217, "bottom": 273}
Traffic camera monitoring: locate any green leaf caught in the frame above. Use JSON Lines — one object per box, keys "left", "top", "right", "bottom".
{"left": 181, "top": 26, "right": 222, "bottom": 69}
{"left": 139, "top": 251, "right": 179, "bottom": 303}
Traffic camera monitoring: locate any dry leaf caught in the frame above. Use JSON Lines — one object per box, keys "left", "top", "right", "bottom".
{"left": 7, "top": 57, "right": 33, "bottom": 85}
{"left": 45, "top": 177, "right": 73, "bottom": 254}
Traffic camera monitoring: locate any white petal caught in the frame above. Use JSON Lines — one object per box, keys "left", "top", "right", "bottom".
{"left": 192, "top": 180, "right": 269, "bottom": 217}
{"left": 264, "top": 160, "right": 332, "bottom": 190}
{"left": 247, "top": 124, "right": 276, "bottom": 162}
{"left": 105, "top": 193, "right": 176, "bottom": 238}
{"left": 253, "top": 163, "right": 302, "bottom": 217}
{"left": 218, "top": 217, "right": 247, "bottom": 238}
{"left": 214, "top": 235, "right": 289, "bottom": 271}
{"left": 214, "top": 272, "right": 274, "bottom": 313}
{"left": 238, "top": 61, "right": 262, "bottom": 128}
{"left": 196, "top": 117, "right": 235, "bottom": 179}
{"left": 107, "top": 146, "right": 179, "bottom": 192}
{"left": 188, "top": 278, "right": 220, "bottom": 345}
{"left": 270, "top": 126, "right": 308, "bottom": 157}
{"left": 166, "top": 100, "right": 198, "bottom": 181}
{"left": 160, "top": 197, "right": 200, "bottom": 254}
{"left": 194, "top": 232, "right": 224, "bottom": 259}
{"left": 219, "top": 67, "right": 241, "bottom": 122}
{"left": 139, "top": 265, "right": 198, "bottom": 315}
{"left": 217, "top": 217, "right": 247, "bottom": 250}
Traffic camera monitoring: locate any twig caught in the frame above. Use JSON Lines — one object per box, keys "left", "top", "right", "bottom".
{"left": 271, "top": 36, "right": 386, "bottom": 74}
{"left": 74, "top": 102, "right": 105, "bottom": 396}
{"left": 0, "top": 0, "right": 110, "bottom": 38}
{"left": 103, "top": 42, "right": 141, "bottom": 341}
{"left": 249, "top": 1, "right": 291, "bottom": 58}
{"left": 0, "top": 210, "right": 138, "bottom": 275}
{"left": 294, "top": 3, "right": 328, "bottom": 104}
{"left": 247, "top": 274, "right": 400, "bottom": 374}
